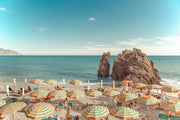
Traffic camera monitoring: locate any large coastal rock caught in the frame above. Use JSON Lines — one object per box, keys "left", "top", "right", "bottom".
{"left": 97, "top": 52, "right": 111, "bottom": 77}
{"left": 0, "top": 48, "right": 22, "bottom": 55}
{"left": 111, "top": 48, "right": 162, "bottom": 84}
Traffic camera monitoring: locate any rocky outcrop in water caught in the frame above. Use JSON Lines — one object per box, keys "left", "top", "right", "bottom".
{"left": 97, "top": 52, "right": 111, "bottom": 77}
{"left": 111, "top": 48, "right": 162, "bottom": 84}
{"left": 0, "top": 48, "right": 22, "bottom": 55}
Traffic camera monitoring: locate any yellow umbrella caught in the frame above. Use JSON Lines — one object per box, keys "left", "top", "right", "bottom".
{"left": 86, "top": 89, "right": 102, "bottom": 97}
{"left": 30, "top": 79, "right": 44, "bottom": 84}
{"left": 31, "top": 90, "right": 49, "bottom": 99}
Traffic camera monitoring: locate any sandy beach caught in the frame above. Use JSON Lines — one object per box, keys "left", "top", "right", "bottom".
{"left": 0, "top": 82, "right": 179, "bottom": 120}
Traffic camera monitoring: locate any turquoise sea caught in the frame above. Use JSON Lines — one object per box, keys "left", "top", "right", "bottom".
{"left": 0, "top": 56, "right": 180, "bottom": 85}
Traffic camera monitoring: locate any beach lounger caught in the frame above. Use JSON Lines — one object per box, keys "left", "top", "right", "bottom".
{"left": 84, "top": 89, "right": 88, "bottom": 92}
{"left": 68, "top": 102, "right": 74, "bottom": 107}
{"left": 116, "top": 102, "right": 122, "bottom": 107}
{"left": 158, "top": 113, "right": 169, "bottom": 120}
{"left": 58, "top": 103, "right": 64, "bottom": 109}
{"left": 33, "top": 87, "right": 38, "bottom": 91}
{"left": 171, "top": 115, "right": 180, "bottom": 120}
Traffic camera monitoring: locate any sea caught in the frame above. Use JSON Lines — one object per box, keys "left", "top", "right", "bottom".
{"left": 0, "top": 56, "right": 180, "bottom": 87}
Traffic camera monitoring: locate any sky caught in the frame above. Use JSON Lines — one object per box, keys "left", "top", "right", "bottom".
{"left": 0, "top": 0, "right": 180, "bottom": 55}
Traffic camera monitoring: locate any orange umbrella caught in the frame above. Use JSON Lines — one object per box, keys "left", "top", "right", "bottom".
{"left": 120, "top": 80, "right": 132, "bottom": 91}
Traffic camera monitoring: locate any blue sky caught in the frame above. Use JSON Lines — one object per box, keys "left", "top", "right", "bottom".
{"left": 0, "top": 0, "right": 180, "bottom": 55}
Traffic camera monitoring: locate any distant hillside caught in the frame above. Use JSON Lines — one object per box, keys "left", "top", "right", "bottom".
{"left": 0, "top": 48, "right": 22, "bottom": 55}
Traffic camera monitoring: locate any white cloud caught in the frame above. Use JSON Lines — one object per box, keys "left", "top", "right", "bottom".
{"left": 89, "top": 17, "right": 96, "bottom": 21}
{"left": 37, "top": 27, "right": 48, "bottom": 31}
{"left": 83, "top": 36, "right": 180, "bottom": 55}
{"left": 0, "top": 8, "right": 6, "bottom": 11}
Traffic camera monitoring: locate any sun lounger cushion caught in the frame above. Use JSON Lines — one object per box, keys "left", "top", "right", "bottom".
{"left": 58, "top": 103, "right": 64, "bottom": 107}
{"left": 116, "top": 102, "right": 122, "bottom": 107}
{"left": 33, "top": 87, "right": 38, "bottom": 91}
{"left": 84, "top": 89, "right": 88, "bottom": 92}
{"left": 68, "top": 103, "right": 73, "bottom": 107}
{"left": 158, "top": 113, "right": 169, "bottom": 120}
{"left": 171, "top": 115, "right": 180, "bottom": 120}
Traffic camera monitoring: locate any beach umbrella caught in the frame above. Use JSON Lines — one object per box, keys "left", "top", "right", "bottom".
{"left": 0, "top": 85, "right": 3, "bottom": 90}
{"left": 161, "top": 86, "right": 179, "bottom": 93}
{"left": 117, "top": 93, "right": 137, "bottom": 103}
{"left": 120, "top": 80, "right": 132, "bottom": 91}
{"left": 131, "top": 83, "right": 146, "bottom": 90}
{"left": 67, "top": 90, "right": 85, "bottom": 99}
{"left": 103, "top": 89, "right": 120, "bottom": 97}
{"left": 69, "top": 79, "right": 82, "bottom": 85}
{"left": 31, "top": 89, "right": 49, "bottom": 99}
{"left": 25, "top": 103, "right": 55, "bottom": 119}
{"left": 65, "top": 107, "right": 73, "bottom": 120}
{"left": 82, "top": 106, "right": 109, "bottom": 120}
{"left": 110, "top": 107, "right": 139, "bottom": 120}
{"left": 0, "top": 102, "right": 26, "bottom": 117}
{"left": 49, "top": 90, "right": 67, "bottom": 99}
{"left": 160, "top": 100, "right": 180, "bottom": 113}
{"left": 86, "top": 89, "right": 102, "bottom": 97}
{"left": 30, "top": 79, "right": 44, "bottom": 84}
{"left": 45, "top": 80, "right": 58, "bottom": 85}
{"left": 147, "top": 84, "right": 162, "bottom": 90}
{"left": 136, "top": 96, "right": 159, "bottom": 115}
{"left": 0, "top": 100, "right": 6, "bottom": 107}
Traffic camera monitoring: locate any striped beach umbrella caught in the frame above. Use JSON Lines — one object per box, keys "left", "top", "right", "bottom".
{"left": 49, "top": 90, "right": 66, "bottom": 98}
{"left": 25, "top": 103, "right": 55, "bottom": 119}
{"left": 67, "top": 90, "right": 85, "bottom": 99}
{"left": 103, "top": 89, "right": 120, "bottom": 97}
{"left": 136, "top": 96, "right": 159, "bottom": 106}
{"left": 30, "top": 79, "right": 44, "bottom": 84}
{"left": 0, "top": 100, "right": 6, "bottom": 107}
{"left": 69, "top": 79, "right": 82, "bottom": 85}
{"left": 136, "top": 96, "right": 159, "bottom": 115}
{"left": 0, "top": 85, "right": 3, "bottom": 90}
{"left": 82, "top": 106, "right": 109, "bottom": 120}
{"left": 161, "top": 86, "right": 179, "bottom": 93}
{"left": 131, "top": 83, "right": 146, "bottom": 90}
{"left": 0, "top": 102, "right": 26, "bottom": 117}
{"left": 86, "top": 89, "right": 102, "bottom": 97}
{"left": 160, "top": 100, "right": 180, "bottom": 113}
{"left": 31, "top": 90, "right": 49, "bottom": 99}
{"left": 117, "top": 93, "right": 137, "bottom": 103}
{"left": 147, "top": 84, "right": 162, "bottom": 90}
{"left": 65, "top": 107, "right": 73, "bottom": 120}
{"left": 45, "top": 80, "right": 58, "bottom": 85}
{"left": 110, "top": 107, "right": 139, "bottom": 119}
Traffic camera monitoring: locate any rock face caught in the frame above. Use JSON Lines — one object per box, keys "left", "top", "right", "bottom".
{"left": 0, "top": 48, "right": 22, "bottom": 55}
{"left": 97, "top": 52, "right": 111, "bottom": 77}
{"left": 111, "top": 48, "right": 162, "bottom": 84}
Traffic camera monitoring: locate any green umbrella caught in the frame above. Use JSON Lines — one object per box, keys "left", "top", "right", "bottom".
{"left": 67, "top": 90, "right": 85, "bottom": 99}
{"left": 0, "top": 102, "right": 26, "bottom": 117}
{"left": 30, "top": 79, "right": 44, "bottom": 84}
{"left": 0, "top": 100, "right": 6, "bottom": 107}
{"left": 110, "top": 107, "right": 139, "bottom": 119}
{"left": 147, "top": 84, "right": 162, "bottom": 89}
{"left": 117, "top": 93, "right": 137, "bottom": 103}
{"left": 86, "top": 89, "right": 102, "bottom": 97}
{"left": 161, "top": 86, "right": 179, "bottom": 93}
{"left": 69, "top": 79, "right": 82, "bottom": 85}
{"left": 160, "top": 100, "right": 180, "bottom": 113}
{"left": 136, "top": 96, "right": 159, "bottom": 115}
{"left": 45, "top": 80, "right": 58, "bottom": 85}
{"left": 132, "top": 83, "right": 146, "bottom": 90}
{"left": 82, "top": 106, "right": 109, "bottom": 120}
{"left": 103, "top": 89, "right": 120, "bottom": 97}
{"left": 31, "top": 90, "right": 49, "bottom": 99}
{"left": 49, "top": 90, "right": 66, "bottom": 98}
{"left": 25, "top": 103, "right": 55, "bottom": 119}
{"left": 65, "top": 107, "right": 73, "bottom": 120}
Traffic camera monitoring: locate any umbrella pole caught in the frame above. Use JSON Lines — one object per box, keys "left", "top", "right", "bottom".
{"left": 148, "top": 107, "right": 150, "bottom": 115}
